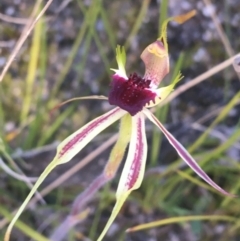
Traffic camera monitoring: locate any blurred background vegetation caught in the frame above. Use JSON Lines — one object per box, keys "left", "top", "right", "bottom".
{"left": 0, "top": 0, "right": 240, "bottom": 240}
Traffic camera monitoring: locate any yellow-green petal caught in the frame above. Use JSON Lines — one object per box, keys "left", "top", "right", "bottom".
{"left": 145, "top": 71, "right": 183, "bottom": 108}
{"left": 110, "top": 45, "right": 128, "bottom": 79}
{"left": 104, "top": 113, "right": 132, "bottom": 178}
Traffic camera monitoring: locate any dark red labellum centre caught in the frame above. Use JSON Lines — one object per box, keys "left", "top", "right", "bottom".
{"left": 108, "top": 73, "right": 157, "bottom": 116}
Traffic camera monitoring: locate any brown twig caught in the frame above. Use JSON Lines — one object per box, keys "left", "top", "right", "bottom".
{"left": 163, "top": 52, "right": 240, "bottom": 106}
{"left": 0, "top": 40, "right": 15, "bottom": 48}
{"left": 0, "top": 157, "right": 38, "bottom": 182}
{"left": 192, "top": 100, "right": 240, "bottom": 125}
{"left": 0, "top": 12, "right": 30, "bottom": 25}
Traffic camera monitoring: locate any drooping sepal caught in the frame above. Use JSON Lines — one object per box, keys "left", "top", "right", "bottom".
{"left": 158, "top": 10, "right": 197, "bottom": 55}
{"left": 97, "top": 113, "right": 148, "bottom": 241}
{"left": 143, "top": 109, "right": 235, "bottom": 197}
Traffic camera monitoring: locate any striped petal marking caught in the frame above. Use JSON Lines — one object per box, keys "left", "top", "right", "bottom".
{"left": 117, "top": 113, "right": 147, "bottom": 194}
{"left": 56, "top": 107, "right": 126, "bottom": 163}
{"left": 143, "top": 108, "right": 234, "bottom": 197}
{"left": 97, "top": 112, "right": 148, "bottom": 241}
{"left": 4, "top": 107, "right": 126, "bottom": 241}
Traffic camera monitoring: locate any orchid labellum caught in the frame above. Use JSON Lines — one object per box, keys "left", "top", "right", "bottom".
{"left": 4, "top": 10, "right": 234, "bottom": 241}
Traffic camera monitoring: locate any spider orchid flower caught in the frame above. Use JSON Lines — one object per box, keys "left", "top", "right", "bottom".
{"left": 4, "top": 10, "right": 234, "bottom": 241}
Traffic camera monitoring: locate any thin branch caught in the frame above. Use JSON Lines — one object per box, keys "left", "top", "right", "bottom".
{"left": 203, "top": 0, "right": 240, "bottom": 80}
{"left": 0, "top": 0, "right": 54, "bottom": 82}
{"left": 163, "top": 52, "right": 240, "bottom": 106}
{"left": 0, "top": 12, "right": 30, "bottom": 25}
{"left": 192, "top": 100, "right": 240, "bottom": 125}
{"left": 233, "top": 56, "right": 240, "bottom": 73}
{"left": 0, "top": 157, "right": 38, "bottom": 182}
{"left": 0, "top": 138, "right": 46, "bottom": 205}
{"left": 192, "top": 123, "right": 240, "bottom": 149}
{"left": 55, "top": 0, "right": 73, "bottom": 14}
{"left": 11, "top": 142, "right": 59, "bottom": 159}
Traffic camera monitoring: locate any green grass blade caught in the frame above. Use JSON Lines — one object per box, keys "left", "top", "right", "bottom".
{"left": 20, "top": 8, "right": 42, "bottom": 122}
{"left": 189, "top": 91, "right": 240, "bottom": 153}
{"left": 24, "top": 15, "right": 47, "bottom": 149}
{"left": 127, "top": 215, "right": 236, "bottom": 232}
{"left": 51, "top": 0, "right": 100, "bottom": 98}
{"left": 0, "top": 206, "right": 50, "bottom": 241}
{"left": 37, "top": 105, "right": 74, "bottom": 146}
{"left": 124, "top": 0, "right": 150, "bottom": 49}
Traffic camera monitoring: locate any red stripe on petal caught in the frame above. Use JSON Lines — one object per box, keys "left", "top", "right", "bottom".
{"left": 58, "top": 107, "right": 123, "bottom": 158}
{"left": 126, "top": 117, "right": 145, "bottom": 189}
{"left": 117, "top": 113, "right": 147, "bottom": 196}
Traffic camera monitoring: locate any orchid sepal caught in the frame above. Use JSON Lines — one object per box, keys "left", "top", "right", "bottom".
{"left": 96, "top": 192, "right": 129, "bottom": 241}
{"left": 143, "top": 108, "right": 235, "bottom": 197}
{"left": 104, "top": 114, "right": 132, "bottom": 178}
{"left": 97, "top": 113, "right": 147, "bottom": 241}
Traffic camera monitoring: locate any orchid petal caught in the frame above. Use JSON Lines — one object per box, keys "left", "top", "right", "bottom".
{"left": 110, "top": 45, "right": 128, "bottom": 79}
{"left": 71, "top": 114, "right": 132, "bottom": 215}
{"left": 97, "top": 113, "right": 147, "bottom": 241}
{"left": 143, "top": 109, "right": 234, "bottom": 197}
{"left": 145, "top": 71, "right": 183, "bottom": 108}
{"left": 4, "top": 107, "right": 126, "bottom": 241}
{"left": 104, "top": 113, "right": 132, "bottom": 178}
{"left": 117, "top": 113, "right": 147, "bottom": 195}
{"left": 56, "top": 107, "right": 125, "bottom": 164}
